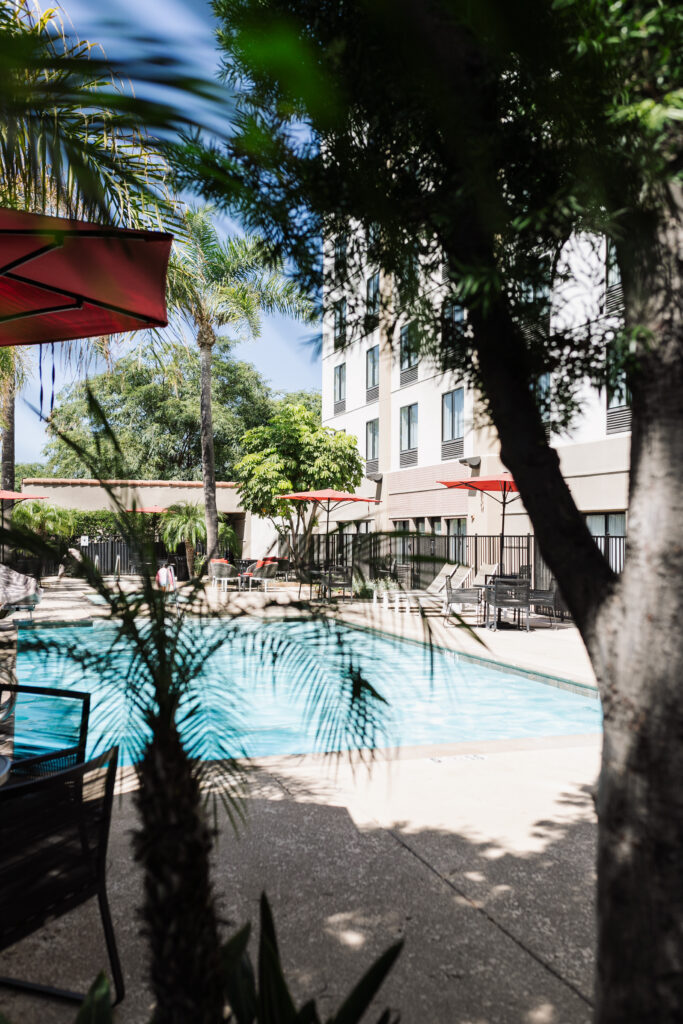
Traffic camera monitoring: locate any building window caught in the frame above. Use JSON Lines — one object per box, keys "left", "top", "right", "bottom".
{"left": 441, "top": 299, "right": 465, "bottom": 346}
{"left": 334, "top": 234, "right": 347, "bottom": 275}
{"left": 368, "top": 417, "right": 378, "bottom": 462}
{"left": 586, "top": 512, "right": 626, "bottom": 572}
{"left": 400, "top": 403, "right": 418, "bottom": 466}
{"left": 400, "top": 324, "right": 419, "bottom": 370}
{"left": 365, "top": 271, "right": 380, "bottom": 332}
{"left": 333, "top": 299, "right": 347, "bottom": 349}
{"left": 606, "top": 345, "right": 631, "bottom": 433}
{"left": 414, "top": 517, "right": 426, "bottom": 534}
{"left": 447, "top": 517, "right": 467, "bottom": 563}
{"left": 393, "top": 519, "right": 411, "bottom": 563}
{"left": 431, "top": 518, "right": 443, "bottom": 535}
{"left": 333, "top": 363, "right": 346, "bottom": 414}
{"left": 366, "top": 344, "right": 379, "bottom": 402}
{"left": 605, "top": 238, "right": 624, "bottom": 315}
{"left": 400, "top": 323, "right": 419, "bottom": 385}
{"left": 441, "top": 388, "right": 464, "bottom": 460}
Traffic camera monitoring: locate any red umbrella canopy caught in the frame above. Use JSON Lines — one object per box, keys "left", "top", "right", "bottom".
{"left": 278, "top": 489, "right": 379, "bottom": 503}
{"left": 0, "top": 207, "right": 172, "bottom": 347}
{"left": 127, "top": 505, "right": 168, "bottom": 514}
{"left": 438, "top": 473, "right": 518, "bottom": 496}
{"left": 0, "top": 490, "right": 47, "bottom": 501}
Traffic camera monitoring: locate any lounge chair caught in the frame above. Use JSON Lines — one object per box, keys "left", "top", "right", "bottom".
{"left": 0, "top": 564, "right": 42, "bottom": 621}
{"left": 240, "top": 560, "right": 278, "bottom": 593}
{"left": 386, "top": 563, "right": 469, "bottom": 613}
{"left": 209, "top": 561, "right": 240, "bottom": 592}
{"left": 0, "top": 747, "right": 124, "bottom": 1005}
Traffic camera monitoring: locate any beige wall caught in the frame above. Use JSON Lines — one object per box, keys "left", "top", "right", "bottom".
{"left": 22, "top": 478, "right": 242, "bottom": 513}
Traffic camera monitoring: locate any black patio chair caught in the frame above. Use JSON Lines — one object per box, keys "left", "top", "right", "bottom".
{"left": 0, "top": 683, "right": 90, "bottom": 780}
{"left": 0, "top": 746, "right": 124, "bottom": 1006}
{"left": 530, "top": 577, "right": 561, "bottom": 627}
{"left": 485, "top": 579, "right": 531, "bottom": 631}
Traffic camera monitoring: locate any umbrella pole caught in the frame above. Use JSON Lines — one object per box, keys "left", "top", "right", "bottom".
{"left": 326, "top": 502, "right": 331, "bottom": 598}
{"left": 500, "top": 491, "right": 507, "bottom": 575}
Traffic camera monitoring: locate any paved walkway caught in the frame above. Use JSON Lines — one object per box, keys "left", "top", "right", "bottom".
{"left": 1, "top": 578, "right": 601, "bottom": 1023}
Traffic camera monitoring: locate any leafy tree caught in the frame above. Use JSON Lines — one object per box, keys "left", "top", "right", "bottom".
{"left": 234, "top": 403, "right": 364, "bottom": 542}
{"left": 165, "top": 205, "right": 314, "bottom": 560}
{"left": 182, "top": 1, "right": 683, "bottom": 1018}
{"left": 44, "top": 342, "right": 274, "bottom": 481}
{"left": 273, "top": 388, "right": 321, "bottom": 423}
{"left": 12, "top": 461, "right": 46, "bottom": 489}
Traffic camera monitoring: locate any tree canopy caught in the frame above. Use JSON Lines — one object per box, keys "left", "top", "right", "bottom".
{"left": 43, "top": 342, "right": 275, "bottom": 481}
{"left": 234, "top": 403, "right": 364, "bottom": 535}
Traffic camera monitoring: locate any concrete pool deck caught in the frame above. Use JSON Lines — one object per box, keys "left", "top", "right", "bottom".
{"left": 1, "top": 578, "right": 601, "bottom": 1023}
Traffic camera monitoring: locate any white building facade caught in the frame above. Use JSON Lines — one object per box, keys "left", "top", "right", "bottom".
{"left": 321, "top": 232, "right": 630, "bottom": 560}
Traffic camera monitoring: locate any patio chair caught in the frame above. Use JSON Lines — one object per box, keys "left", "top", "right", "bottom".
{"left": 209, "top": 561, "right": 239, "bottom": 592}
{"left": 242, "top": 560, "right": 278, "bottom": 593}
{"left": 529, "top": 577, "right": 560, "bottom": 627}
{"left": 443, "top": 574, "right": 484, "bottom": 624}
{"left": 295, "top": 565, "right": 319, "bottom": 600}
{"left": 0, "top": 746, "right": 124, "bottom": 1006}
{"left": 485, "top": 578, "right": 531, "bottom": 631}
{"left": 0, "top": 564, "right": 43, "bottom": 621}
{"left": 0, "top": 683, "right": 90, "bottom": 779}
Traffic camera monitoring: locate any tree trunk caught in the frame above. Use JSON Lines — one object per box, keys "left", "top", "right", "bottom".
{"left": 1, "top": 371, "right": 15, "bottom": 492}
{"left": 134, "top": 715, "right": 224, "bottom": 1023}
{"left": 591, "top": 188, "right": 683, "bottom": 1023}
{"left": 184, "top": 540, "right": 195, "bottom": 580}
{"left": 198, "top": 335, "right": 219, "bottom": 563}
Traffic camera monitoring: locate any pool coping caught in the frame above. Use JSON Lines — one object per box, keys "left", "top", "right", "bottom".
{"left": 328, "top": 616, "right": 600, "bottom": 700}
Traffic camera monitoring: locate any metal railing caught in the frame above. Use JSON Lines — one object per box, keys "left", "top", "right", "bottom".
{"left": 282, "top": 530, "right": 626, "bottom": 592}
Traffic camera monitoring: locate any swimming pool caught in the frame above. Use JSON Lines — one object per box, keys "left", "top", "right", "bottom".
{"left": 15, "top": 620, "right": 601, "bottom": 762}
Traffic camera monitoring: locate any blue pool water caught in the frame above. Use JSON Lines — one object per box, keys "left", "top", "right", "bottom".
{"left": 15, "top": 620, "right": 601, "bottom": 762}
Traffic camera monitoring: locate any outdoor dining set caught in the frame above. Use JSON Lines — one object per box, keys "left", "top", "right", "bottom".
{"left": 0, "top": 682, "right": 124, "bottom": 1006}
{"left": 376, "top": 560, "right": 562, "bottom": 631}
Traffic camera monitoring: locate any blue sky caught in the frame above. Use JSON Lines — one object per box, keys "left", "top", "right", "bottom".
{"left": 16, "top": 0, "right": 322, "bottom": 465}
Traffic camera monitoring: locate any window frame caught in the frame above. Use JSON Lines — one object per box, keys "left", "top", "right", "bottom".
{"left": 333, "top": 362, "right": 346, "bottom": 404}
{"left": 400, "top": 402, "right": 418, "bottom": 452}
{"left": 366, "top": 418, "right": 379, "bottom": 461}
{"left": 400, "top": 323, "right": 419, "bottom": 370}
{"left": 366, "top": 344, "right": 380, "bottom": 390}
{"left": 333, "top": 298, "right": 347, "bottom": 348}
{"left": 441, "top": 387, "right": 464, "bottom": 443}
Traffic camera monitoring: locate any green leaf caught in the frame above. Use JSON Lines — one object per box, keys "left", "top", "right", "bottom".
{"left": 74, "top": 972, "right": 113, "bottom": 1024}
{"left": 328, "top": 942, "right": 403, "bottom": 1024}
{"left": 258, "top": 893, "right": 298, "bottom": 1024}
{"left": 223, "top": 923, "right": 258, "bottom": 1024}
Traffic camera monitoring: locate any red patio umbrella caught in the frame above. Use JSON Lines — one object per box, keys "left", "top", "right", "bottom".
{"left": 0, "top": 207, "right": 172, "bottom": 347}
{"left": 438, "top": 473, "right": 520, "bottom": 573}
{"left": 278, "top": 488, "right": 380, "bottom": 588}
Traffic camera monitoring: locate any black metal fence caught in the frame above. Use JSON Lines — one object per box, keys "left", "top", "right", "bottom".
{"left": 282, "top": 530, "right": 626, "bottom": 590}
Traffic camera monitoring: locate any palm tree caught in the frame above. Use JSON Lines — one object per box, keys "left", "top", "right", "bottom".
{"left": 0, "top": 0, "right": 176, "bottom": 495}
{"left": 162, "top": 501, "right": 238, "bottom": 578}
{"left": 166, "top": 206, "right": 314, "bottom": 561}
{"left": 161, "top": 502, "right": 206, "bottom": 578}
{"left": 11, "top": 499, "right": 73, "bottom": 539}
